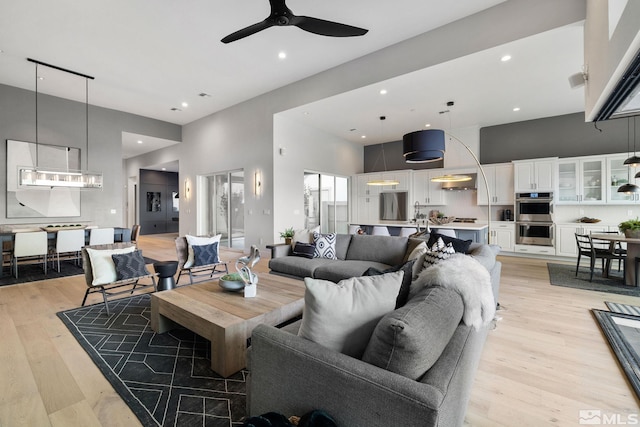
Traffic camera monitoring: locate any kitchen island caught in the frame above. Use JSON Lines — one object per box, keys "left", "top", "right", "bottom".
{"left": 350, "top": 221, "right": 489, "bottom": 243}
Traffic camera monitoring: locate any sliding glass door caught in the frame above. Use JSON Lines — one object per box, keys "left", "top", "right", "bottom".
{"left": 304, "top": 172, "right": 349, "bottom": 234}
{"left": 205, "top": 170, "right": 245, "bottom": 249}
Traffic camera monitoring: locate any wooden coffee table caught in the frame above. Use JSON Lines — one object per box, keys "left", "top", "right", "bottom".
{"left": 150, "top": 274, "right": 305, "bottom": 377}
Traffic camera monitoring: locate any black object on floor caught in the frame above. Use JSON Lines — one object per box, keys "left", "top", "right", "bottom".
{"left": 57, "top": 294, "right": 247, "bottom": 426}
{"left": 547, "top": 263, "right": 640, "bottom": 296}
{"left": 153, "top": 260, "right": 179, "bottom": 291}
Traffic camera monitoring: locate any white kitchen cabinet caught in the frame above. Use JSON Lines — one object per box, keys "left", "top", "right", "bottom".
{"left": 477, "top": 163, "right": 514, "bottom": 205}
{"left": 489, "top": 221, "right": 514, "bottom": 252}
{"left": 412, "top": 169, "right": 445, "bottom": 206}
{"left": 356, "top": 173, "right": 382, "bottom": 196}
{"left": 556, "top": 157, "right": 605, "bottom": 204}
{"left": 607, "top": 154, "right": 640, "bottom": 203}
{"left": 513, "top": 158, "right": 557, "bottom": 192}
{"left": 555, "top": 223, "right": 610, "bottom": 257}
{"left": 379, "top": 171, "right": 410, "bottom": 191}
{"left": 355, "top": 196, "right": 379, "bottom": 224}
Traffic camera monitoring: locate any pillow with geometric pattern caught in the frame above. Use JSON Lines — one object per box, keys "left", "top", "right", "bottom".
{"left": 422, "top": 237, "right": 455, "bottom": 269}
{"left": 313, "top": 232, "right": 337, "bottom": 260}
{"left": 192, "top": 242, "right": 220, "bottom": 266}
{"left": 111, "top": 250, "right": 150, "bottom": 281}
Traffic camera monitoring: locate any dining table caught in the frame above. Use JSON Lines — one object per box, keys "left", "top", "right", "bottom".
{"left": 590, "top": 233, "right": 640, "bottom": 287}
{"left": 0, "top": 227, "right": 131, "bottom": 247}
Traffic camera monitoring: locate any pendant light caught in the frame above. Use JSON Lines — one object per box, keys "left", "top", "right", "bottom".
{"left": 625, "top": 115, "right": 640, "bottom": 167}
{"left": 19, "top": 58, "right": 103, "bottom": 189}
{"left": 618, "top": 117, "right": 639, "bottom": 194}
{"left": 367, "top": 116, "right": 400, "bottom": 186}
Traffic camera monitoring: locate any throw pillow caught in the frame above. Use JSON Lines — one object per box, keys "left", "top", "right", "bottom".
{"left": 292, "top": 226, "right": 321, "bottom": 248}
{"left": 292, "top": 242, "right": 316, "bottom": 259}
{"left": 405, "top": 241, "right": 428, "bottom": 279}
{"left": 423, "top": 237, "right": 455, "bottom": 269}
{"left": 427, "top": 232, "right": 472, "bottom": 254}
{"left": 362, "top": 285, "right": 464, "bottom": 380}
{"left": 298, "top": 272, "right": 404, "bottom": 358}
{"left": 192, "top": 242, "right": 220, "bottom": 266}
{"left": 363, "top": 260, "right": 415, "bottom": 308}
{"left": 86, "top": 246, "right": 136, "bottom": 286}
{"left": 313, "top": 232, "right": 337, "bottom": 260}
{"left": 184, "top": 234, "right": 221, "bottom": 268}
{"left": 111, "top": 250, "right": 150, "bottom": 281}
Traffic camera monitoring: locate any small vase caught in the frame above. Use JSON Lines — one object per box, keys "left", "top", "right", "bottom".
{"left": 624, "top": 229, "right": 640, "bottom": 239}
{"left": 285, "top": 237, "right": 292, "bottom": 245}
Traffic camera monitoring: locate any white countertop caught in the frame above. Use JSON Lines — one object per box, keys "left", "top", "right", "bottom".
{"left": 353, "top": 222, "right": 489, "bottom": 230}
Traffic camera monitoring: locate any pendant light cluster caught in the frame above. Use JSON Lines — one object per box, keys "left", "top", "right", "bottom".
{"left": 19, "top": 58, "right": 103, "bottom": 189}
{"left": 618, "top": 116, "right": 640, "bottom": 194}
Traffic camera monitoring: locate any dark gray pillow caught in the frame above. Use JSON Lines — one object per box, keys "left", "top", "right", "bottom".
{"left": 363, "top": 260, "right": 414, "bottom": 308}
{"left": 361, "top": 285, "right": 463, "bottom": 380}
{"left": 192, "top": 242, "right": 220, "bottom": 266}
{"left": 111, "top": 250, "right": 150, "bottom": 281}
{"left": 292, "top": 242, "right": 316, "bottom": 258}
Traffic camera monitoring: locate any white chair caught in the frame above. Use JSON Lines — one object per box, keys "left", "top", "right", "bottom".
{"left": 54, "top": 229, "right": 85, "bottom": 271}
{"left": 371, "top": 226, "right": 390, "bottom": 236}
{"left": 433, "top": 228, "right": 457, "bottom": 238}
{"left": 348, "top": 225, "right": 361, "bottom": 235}
{"left": 89, "top": 228, "right": 115, "bottom": 245}
{"left": 399, "top": 227, "right": 418, "bottom": 237}
{"left": 12, "top": 231, "right": 48, "bottom": 278}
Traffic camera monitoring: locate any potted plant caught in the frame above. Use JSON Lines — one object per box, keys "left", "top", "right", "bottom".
{"left": 619, "top": 218, "right": 640, "bottom": 238}
{"left": 280, "top": 227, "right": 295, "bottom": 245}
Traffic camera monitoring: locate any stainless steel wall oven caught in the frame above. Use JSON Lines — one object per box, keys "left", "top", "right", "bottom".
{"left": 516, "top": 192, "right": 554, "bottom": 246}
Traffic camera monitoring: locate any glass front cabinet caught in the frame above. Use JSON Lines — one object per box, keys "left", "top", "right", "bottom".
{"left": 607, "top": 155, "right": 640, "bottom": 203}
{"left": 556, "top": 157, "right": 605, "bottom": 204}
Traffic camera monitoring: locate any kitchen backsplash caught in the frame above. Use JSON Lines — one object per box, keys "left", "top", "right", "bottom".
{"left": 554, "top": 205, "right": 640, "bottom": 226}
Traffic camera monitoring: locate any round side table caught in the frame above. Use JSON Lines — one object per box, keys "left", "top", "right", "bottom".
{"left": 153, "top": 261, "right": 179, "bottom": 291}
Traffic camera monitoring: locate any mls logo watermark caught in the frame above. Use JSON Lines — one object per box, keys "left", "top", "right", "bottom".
{"left": 579, "top": 409, "right": 639, "bottom": 425}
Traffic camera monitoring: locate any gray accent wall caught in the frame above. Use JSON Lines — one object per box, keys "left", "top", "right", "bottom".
{"left": 0, "top": 83, "right": 181, "bottom": 227}
{"left": 364, "top": 141, "right": 444, "bottom": 172}
{"left": 479, "top": 112, "right": 632, "bottom": 164}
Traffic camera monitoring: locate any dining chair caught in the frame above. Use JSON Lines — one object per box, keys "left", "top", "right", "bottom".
{"left": 131, "top": 224, "right": 141, "bottom": 245}
{"left": 592, "top": 230, "right": 626, "bottom": 271}
{"left": 399, "top": 227, "right": 418, "bottom": 237}
{"left": 12, "top": 231, "right": 48, "bottom": 278}
{"left": 574, "top": 233, "right": 625, "bottom": 282}
{"left": 89, "top": 228, "right": 115, "bottom": 245}
{"left": 54, "top": 229, "right": 86, "bottom": 271}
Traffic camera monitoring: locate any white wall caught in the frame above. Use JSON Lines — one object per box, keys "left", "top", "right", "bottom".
{"left": 273, "top": 115, "right": 363, "bottom": 243}
{"left": 444, "top": 126, "right": 481, "bottom": 169}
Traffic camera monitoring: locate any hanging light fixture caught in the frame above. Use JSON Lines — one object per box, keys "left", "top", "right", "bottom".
{"left": 367, "top": 116, "right": 400, "bottom": 186}
{"left": 625, "top": 115, "right": 640, "bottom": 167}
{"left": 19, "top": 58, "right": 103, "bottom": 189}
{"left": 619, "top": 116, "right": 640, "bottom": 193}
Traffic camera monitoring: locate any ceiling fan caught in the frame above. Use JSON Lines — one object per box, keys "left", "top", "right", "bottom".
{"left": 221, "top": 0, "right": 368, "bottom": 44}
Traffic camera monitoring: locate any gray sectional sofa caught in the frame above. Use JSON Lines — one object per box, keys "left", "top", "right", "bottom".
{"left": 250, "top": 233, "right": 501, "bottom": 427}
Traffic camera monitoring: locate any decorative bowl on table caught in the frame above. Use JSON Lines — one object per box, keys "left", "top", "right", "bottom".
{"left": 429, "top": 216, "right": 456, "bottom": 225}
{"left": 218, "top": 272, "right": 256, "bottom": 292}
{"left": 577, "top": 217, "right": 601, "bottom": 223}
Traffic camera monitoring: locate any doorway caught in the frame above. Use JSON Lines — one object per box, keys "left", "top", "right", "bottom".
{"left": 304, "top": 172, "right": 349, "bottom": 234}
{"left": 204, "top": 170, "right": 245, "bottom": 249}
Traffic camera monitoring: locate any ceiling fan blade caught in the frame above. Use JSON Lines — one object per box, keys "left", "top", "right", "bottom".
{"left": 293, "top": 16, "right": 368, "bottom": 37}
{"left": 221, "top": 19, "right": 274, "bottom": 44}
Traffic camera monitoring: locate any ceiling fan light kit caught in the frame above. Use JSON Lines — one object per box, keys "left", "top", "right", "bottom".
{"left": 221, "top": 0, "right": 368, "bottom": 44}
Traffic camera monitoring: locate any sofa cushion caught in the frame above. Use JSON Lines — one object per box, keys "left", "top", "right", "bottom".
{"left": 313, "top": 232, "right": 337, "bottom": 260}
{"left": 292, "top": 226, "right": 320, "bottom": 248}
{"left": 335, "top": 234, "right": 352, "bottom": 260}
{"left": 427, "top": 232, "right": 472, "bottom": 254}
{"left": 362, "top": 285, "right": 464, "bottom": 380}
{"left": 363, "top": 260, "right": 414, "bottom": 308}
{"left": 269, "top": 257, "right": 337, "bottom": 278}
{"left": 313, "top": 260, "right": 392, "bottom": 283}
{"left": 192, "top": 242, "right": 220, "bottom": 266}
{"left": 86, "top": 246, "right": 136, "bottom": 286}
{"left": 405, "top": 241, "right": 428, "bottom": 278}
{"left": 346, "top": 235, "right": 408, "bottom": 266}
{"left": 111, "top": 250, "right": 150, "bottom": 281}
{"left": 298, "top": 272, "right": 403, "bottom": 358}
{"left": 468, "top": 243, "right": 499, "bottom": 272}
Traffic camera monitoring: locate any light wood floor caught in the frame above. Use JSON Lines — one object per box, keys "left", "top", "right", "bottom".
{"left": 1, "top": 234, "right": 638, "bottom": 426}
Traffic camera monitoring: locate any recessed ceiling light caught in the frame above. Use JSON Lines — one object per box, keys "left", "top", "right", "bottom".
{"left": 361, "top": 135, "right": 367, "bottom": 139}
{"left": 303, "top": 111, "right": 310, "bottom": 116}
{"left": 278, "top": 51, "right": 287, "bottom": 59}
{"left": 137, "top": 140, "right": 143, "bottom": 144}
{"left": 501, "top": 55, "right": 512, "bottom": 62}
{"left": 38, "top": 76, "right": 44, "bottom": 80}
{"left": 379, "top": 89, "right": 388, "bottom": 95}
{"left": 425, "top": 123, "right": 431, "bottom": 128}
{"left": 162, "top": 168, "right": 166, "bottom": 171}
{"left": 513, "top": 107, "right": 521, "bottom": 112}
{"left": 181, "top": 102, "right": 189, "bottom": 108}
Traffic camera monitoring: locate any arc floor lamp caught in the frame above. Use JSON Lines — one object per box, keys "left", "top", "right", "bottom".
{"left": 402, "top": 128, "right": 492, "bottom": 240}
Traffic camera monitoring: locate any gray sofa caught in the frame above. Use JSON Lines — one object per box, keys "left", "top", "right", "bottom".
{"left": 249, "top": 234, "right": 501, "bottom": 426}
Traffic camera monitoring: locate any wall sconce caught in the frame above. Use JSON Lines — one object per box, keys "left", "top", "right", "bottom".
{"left": 255, "top": 171, "right": 262, "bottom": 197}
{"left": 183, "top": 179, "right": 190, "bottom": 201}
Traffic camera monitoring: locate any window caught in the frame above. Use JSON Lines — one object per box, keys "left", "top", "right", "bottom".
{"left": 304, "top": 172, "right": 349, "bottom": 234}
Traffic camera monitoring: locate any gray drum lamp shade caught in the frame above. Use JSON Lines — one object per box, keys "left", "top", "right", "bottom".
{"left": 403, "top": 129, "right": 445, "bottom": 163}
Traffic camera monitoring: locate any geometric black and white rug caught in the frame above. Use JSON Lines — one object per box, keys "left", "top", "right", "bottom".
{"left": 56, "top": 294, "right": 247, "bottom": 426}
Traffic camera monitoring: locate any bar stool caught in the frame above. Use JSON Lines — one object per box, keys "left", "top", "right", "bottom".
{"left": 399, "top": 227, "right": 418, "bottom": 237}
{"left": 348, "top": 225, "right": 361, "bottom": 235}
{"left": 371, "top": 226, "right": 390, "bottom": 236}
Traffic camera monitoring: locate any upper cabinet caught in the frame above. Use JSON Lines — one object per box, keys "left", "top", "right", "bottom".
{"left": 556, "top": 156, "right": 606, "bottom": 204}
{"left": 477, "top": 163, "right": 514, "bottom": 205}
{"left": 412, "top": 169, "right": 446, "bottom": 206}
{"left": 513, "top": 158, "right": 557, "bottom": 192}
{"left": 607, "top": 154, "right": 640, "bottom": 203}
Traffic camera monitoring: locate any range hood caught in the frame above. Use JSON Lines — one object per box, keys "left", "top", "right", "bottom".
{"left": 441, "top": 173, "right": 477, "bottom": 191}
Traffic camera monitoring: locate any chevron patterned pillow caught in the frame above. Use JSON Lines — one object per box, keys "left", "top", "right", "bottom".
{"left": 422, "top": 237, "right": 455, "bottom": 269}
{"left": 111, "top": 250, "right": 150, "bottom": 281}
{"left": 192, "top": 242, "right": 220, "bottom": 266}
